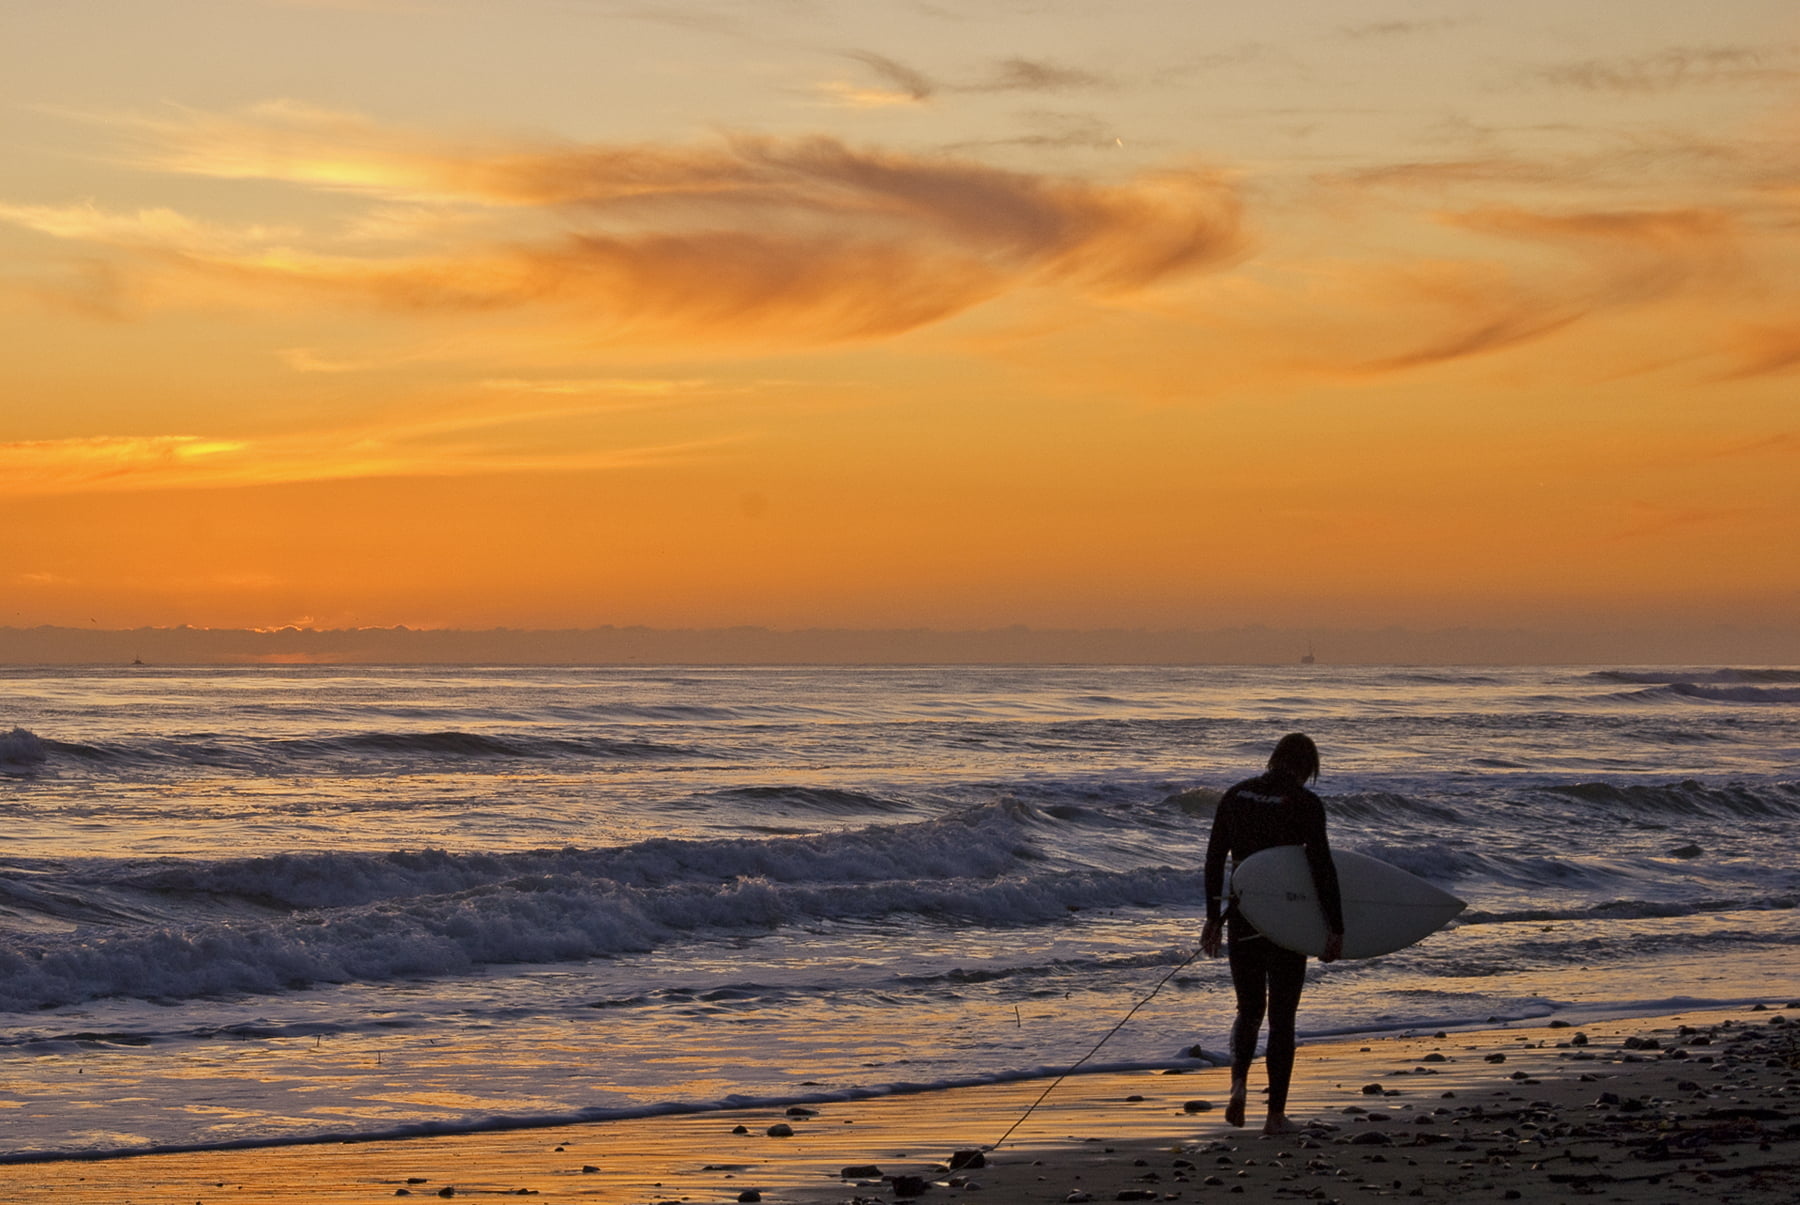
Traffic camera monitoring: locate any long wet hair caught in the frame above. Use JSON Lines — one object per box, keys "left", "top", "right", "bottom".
{"left": 1268, "top": 732, "right": 1320, "bottom": 784}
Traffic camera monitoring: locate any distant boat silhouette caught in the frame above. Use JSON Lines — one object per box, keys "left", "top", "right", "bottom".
{"left": 1300, "top": 642, "right": 1315, "bottom": 665}
{"left": 132, "top": 657, "right": 145, "bottom": 666}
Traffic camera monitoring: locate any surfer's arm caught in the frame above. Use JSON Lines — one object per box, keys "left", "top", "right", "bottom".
{"left": 1201, "top": 794, "right": 1233, "bottom": 957}
{"left": 1203, "top": 794, "right": 1234, "bottom": 925}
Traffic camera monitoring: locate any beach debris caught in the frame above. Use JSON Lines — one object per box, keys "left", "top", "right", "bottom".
{"left": 1182, "top": 1099, "right": 1213, "bottom": 1113}
{"left": 843, "top": 1165, "right": 884, "bottom": 1179}
{"left": 889, "top": 1173, "right": 931, "bottom": 1196}
{"left": 948, "top": 1150, "right": 987, "bottom": 1170}
{"left": 766, "top": 1123, "right": 795, "bottom": 1137}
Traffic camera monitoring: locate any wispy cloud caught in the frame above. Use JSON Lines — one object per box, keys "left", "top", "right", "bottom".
{"left": 1296, "top": 206, "right": 1745, "bottom": 378}
{"left": 1541, "top": 45, "right": 1796, "bottom": 94}
{"left": 0, "top": 201, "right": 300, "bottom": 253}
{"left": 1338, "top": 18, "right": 1462, "bottom": 41}
{"left": 818, "top": 52, "right": 1107, "bottom": 109}
{"left": 1442, "top": 206, "right": 1742, "bottom": 303}
{"left": 839, "top": 51, "right": 935, "bottom": 103}
{"left": 1327, "top": 158, "right": 1556, "bottom": 191}
{"left": 1722, "top": 324, "right": 1800, "bottom": 378}
{"left": 4, "top": 106, "right": 1246, "bottom": 343}
{"left": 479, "top": 376, "right": 717, "bottom": 398}
{"left": 0, "top": 436, "right": 249, "bottom": 494}
{"left": 0, "top": 413, "right": 734, "bottom": 498}
{"left": 965, "top": 58, "right": 1106, "bottom": 93}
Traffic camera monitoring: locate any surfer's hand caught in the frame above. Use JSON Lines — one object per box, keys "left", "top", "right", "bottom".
{"left": 1321, "top": 932, "right": 1344, "bottom": 964}
{"left": 1201, "top": 917, "right": 1224, "bottom": 958}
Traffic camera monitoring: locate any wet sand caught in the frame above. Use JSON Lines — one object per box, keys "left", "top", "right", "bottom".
{"left": 2, "top": 1004, "right": 1795, "bottom": 1203}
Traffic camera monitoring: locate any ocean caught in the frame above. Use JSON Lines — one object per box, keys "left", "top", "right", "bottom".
{"left": 1, "top": 663, "right": 1796, "bottom": 1161}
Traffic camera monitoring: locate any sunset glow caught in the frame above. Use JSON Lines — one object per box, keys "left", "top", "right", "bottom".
{"left": 4, "top": 1, "right": 1797, "bottom": 648}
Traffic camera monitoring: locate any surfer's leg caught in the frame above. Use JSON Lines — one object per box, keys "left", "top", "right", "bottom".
{"left": 1261, "top": 947, "right": 1308, "bottom": 1127}
{"left": 1225, "top": 937, "right": 1268, "bottom": 1128}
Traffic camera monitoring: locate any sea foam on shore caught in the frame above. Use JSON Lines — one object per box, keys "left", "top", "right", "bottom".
{"left": 2, "top": 1005, "right": 1795, "bottom": 1204}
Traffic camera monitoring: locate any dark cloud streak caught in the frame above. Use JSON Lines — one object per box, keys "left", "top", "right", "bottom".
{"left": 1541, "top": 45, "right": 1796, "bottom": 94}
{"left": 843, "top": 51, "right": 936, "bottom": 100}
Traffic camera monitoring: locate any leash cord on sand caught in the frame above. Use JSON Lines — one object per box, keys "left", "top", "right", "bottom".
{"left": 987, "top": 946, "right": 1204, "bottom": 1152}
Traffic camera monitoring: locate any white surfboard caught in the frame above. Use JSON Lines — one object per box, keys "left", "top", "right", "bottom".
{"left": 1230, "top": 846, "right": 1464, "bottom": 960}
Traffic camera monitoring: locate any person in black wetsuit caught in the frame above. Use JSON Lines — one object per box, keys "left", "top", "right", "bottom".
{"left": 1200, "top": 732, "right": 1344, "bottom": 1135}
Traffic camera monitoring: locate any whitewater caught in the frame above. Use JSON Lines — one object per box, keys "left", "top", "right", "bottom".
{"left": 1, "top": 663, "right": 1795, "bottom": 1161}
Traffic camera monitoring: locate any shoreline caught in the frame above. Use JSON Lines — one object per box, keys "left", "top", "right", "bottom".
{"left": 1, "top": 1003, "right": 1795, "bottom": 1202}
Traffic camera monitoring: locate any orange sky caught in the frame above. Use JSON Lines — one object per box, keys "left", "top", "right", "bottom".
{"left": 3, "top": 1, "right": 1797, "bottom": 641}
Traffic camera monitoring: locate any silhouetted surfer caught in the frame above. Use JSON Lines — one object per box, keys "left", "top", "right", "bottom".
{"left": 1201, "top": 733, "right": 1343, "bottom": 1134}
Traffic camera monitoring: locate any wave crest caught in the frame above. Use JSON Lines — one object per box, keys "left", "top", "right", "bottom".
{"left": 0, "top": 728, "right": 48, "bottom": 770}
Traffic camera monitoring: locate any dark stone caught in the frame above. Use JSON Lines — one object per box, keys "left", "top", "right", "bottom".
{"left": 1350, "top": 1131, "right": 1392, "bottom": 1145}
{"left": 581, "top": 1166, "right": 599, "bottom": 1174}
{"left": 1115, "top": 1192, "right": 1157, "bottom": 1201}
{"left": 843, "top": 1166, "right": 884, "bottom": 1179}
{"left": 949, "top": 1151, "right": 986, "bottom": 1170}
{"left": 1361, "top": 1083, "right": 1386, "bottom": 1095}
{"left": 738, "top": 1193, "right": 762, "bottom": 1203}
{"left": 766, "top": 1123, "right": 794, "bottom": 1138}
{"left": 1183, "top": 1100, "right": 1214, "bottom": 1113}
{"left": 1483, "top": 1053, "right": 1506, "bottom": 1064}
{"left": 732, "top": 1125, "right": 749, "bottom": 1135}
{"left": 786, "top": 1106, "right": 818, "bottom": 1117}
{"left": 890, "top": 1174, "right": 931, "bottom": 1197}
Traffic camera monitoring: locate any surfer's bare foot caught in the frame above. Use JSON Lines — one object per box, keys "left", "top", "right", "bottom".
{"left": 1262, "top": 1114, "right": 1300, "bottom": 1135}
{"left": 1224, "top": 1082, "right": 1247, "bottom": 1128}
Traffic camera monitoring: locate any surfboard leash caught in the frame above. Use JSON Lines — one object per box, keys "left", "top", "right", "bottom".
{"left": 986, "top": 945, "right": 1204, "bottom": 1152}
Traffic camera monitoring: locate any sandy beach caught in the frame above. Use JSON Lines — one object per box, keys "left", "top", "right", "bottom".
{"left": 3, "top": 1003, "right": 1794, "bottom": 1204}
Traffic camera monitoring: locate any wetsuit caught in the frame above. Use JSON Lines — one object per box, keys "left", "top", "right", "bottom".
{"left": 1203, "top": 771, "right": 1344, "bottom": 1117}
